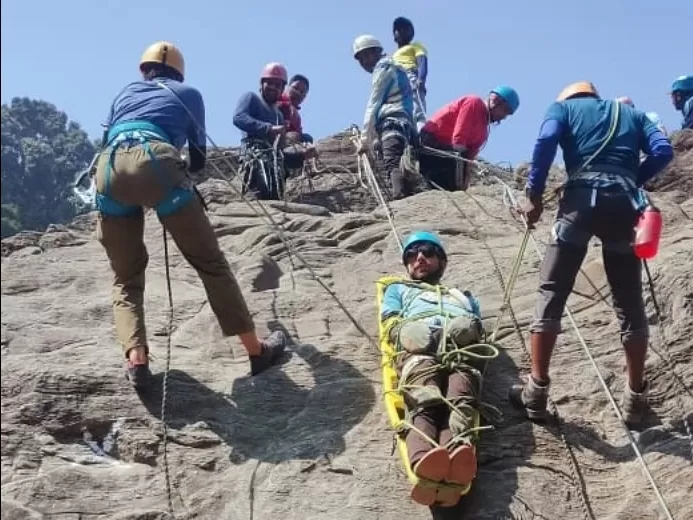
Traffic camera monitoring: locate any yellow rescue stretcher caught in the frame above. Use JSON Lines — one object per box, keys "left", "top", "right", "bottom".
{"left": 375, "top": 275, "right": 479, "bottom": 500}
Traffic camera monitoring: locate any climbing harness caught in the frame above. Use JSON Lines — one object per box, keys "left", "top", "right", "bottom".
{"left": 239, "top": 135, "right": 286, "bottom": 201}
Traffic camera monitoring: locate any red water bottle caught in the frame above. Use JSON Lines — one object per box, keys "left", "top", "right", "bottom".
{"left": 634, "top": 205, "right": 662, "bottom": 259}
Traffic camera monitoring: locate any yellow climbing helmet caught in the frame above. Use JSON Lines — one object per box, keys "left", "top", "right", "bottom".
{"left": 557, "top": 81, "right": 599, "bottom": 102}
{"left": 139, "top": 41, "right": 185, "bottom": 80}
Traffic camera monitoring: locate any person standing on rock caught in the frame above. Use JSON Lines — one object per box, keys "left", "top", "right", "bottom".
{"left": 352, "top": 34, "right": 418, "bottom": 200}
{"left": 418, "top": 87, "right": 519, "bottom": 191}
{"left": 94, "top": 41, "right": 287, "bottom": 389}
{"left": 511, "top": 81, "right": 674, "bottom": 428}
{"left": 669, "top": 75, "right": 693, "bottom": 130}
{"left": 380, "top": 231, "right": 498, "bottom": 507}
{"left": 277, "top": 74, "right": 314, "bottom": 145}
{"left": 233, "top": 63, "right": 317, "bottom": 200}
{"left": 391, "top": 16, "right": 428, "bottom": 130}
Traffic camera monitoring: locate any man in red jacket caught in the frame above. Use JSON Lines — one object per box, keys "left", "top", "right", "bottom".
{"left": 277, "top": 74, "right": 314, "bottom": 145}
{"left": 419, "top": 86, "right": 520, "bottom": 191}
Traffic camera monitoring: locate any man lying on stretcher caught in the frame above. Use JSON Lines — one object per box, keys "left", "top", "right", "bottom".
{"left": 381, "top": 231, "right": 497, "bottom": 507}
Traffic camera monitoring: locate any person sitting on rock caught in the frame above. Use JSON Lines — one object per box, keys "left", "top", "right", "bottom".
{"left": 94, "top": 41, "right": 287, "bottom": 389}
{"left": 380, "top": 231, "right": 498, "bottom": 507}
{"left": 616, "top": 96, "right": 668, "bottom": 136}
{"left": 513, "top": 81, "right": 674, "bottom": 428}
{"left": 232, "top": 63, "right": 317, "bottom": 200}
{"left": 277, "top": 74, "right": 314, "bottom": 145}
{"left": 669, "top": 75, "right": 693, "bottom": 130}
{"left": 352, "top": 34, "right": 418, "bottom": 200}
{"left": 418, "top": 86, "right": 519, "bottom": 192}
{"left": 391, "top": 16, "right": 428, "bottom": 131}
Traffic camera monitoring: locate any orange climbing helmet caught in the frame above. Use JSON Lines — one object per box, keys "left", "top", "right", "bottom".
{"left": 557, "top": 81, "right": 599, "bottom": 102}
{"left": 261, "top": 62, "right": 288, "bottom": 84}
{"left": 139, "top": 41, "right": 185, "bottom": 79}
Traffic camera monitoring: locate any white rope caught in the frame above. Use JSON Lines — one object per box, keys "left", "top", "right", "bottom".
{"left": 349, "top": 130, "right": 404, "bottom": 253}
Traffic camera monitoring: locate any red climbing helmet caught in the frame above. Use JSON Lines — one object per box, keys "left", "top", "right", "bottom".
{"left": 261, "top": 62, "right": 288, "bottom": 84}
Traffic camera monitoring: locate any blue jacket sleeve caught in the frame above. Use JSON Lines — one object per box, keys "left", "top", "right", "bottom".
{"left": 637, "top": 117, "right": 674, "bottom": 186}
{"left": 233, "top": 92, "right": 273, "bottom": 136}
{"left": 182, "top": 87, "right": 206, "bottom": 149}
{"left": 362, "top": 61, "right": 392, "bottom": 144}
{"left": 526, "top": 105, "right": 566, "bottom": 197}
{"left": 416, "top": 55, "right": 428, "bottom": 84}
{"left": 381, "top": 284, "right": 403, "bottom": 321}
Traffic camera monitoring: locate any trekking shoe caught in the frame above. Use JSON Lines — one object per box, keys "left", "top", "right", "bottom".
{"left": 125, "top": 361, "right": 152, "bottom": 391}
{"left": 621, "top": 380, "right": 650, "bottom": 429}
{"left": 509, "top": 375, "right": 550, "bottom": 421}
{"left": 250, "top": 331, "right": 287, "bottom": 376}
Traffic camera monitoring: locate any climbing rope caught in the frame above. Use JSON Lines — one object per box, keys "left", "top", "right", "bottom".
{"left": 161, "top": 228, "right": 175, "bottom": 517}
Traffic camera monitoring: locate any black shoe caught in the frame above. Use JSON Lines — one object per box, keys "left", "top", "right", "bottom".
{"left": 125, "top": 361, "right": 152, "bottom": 390}
{"left": 250, "top": 331, "right": 288, "bottom": 376}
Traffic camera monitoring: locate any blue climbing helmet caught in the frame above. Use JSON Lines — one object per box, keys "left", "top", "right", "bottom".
{"left": 491, "top": 85, "right": 520, "bottom": 114}
{"left": 402, "top": 231, "right": 447, "bottom": 264}
{"left": 671, "top": 75, "right": 693, "bottom": 93}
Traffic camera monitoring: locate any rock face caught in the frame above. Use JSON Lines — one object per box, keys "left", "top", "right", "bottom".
{"left": 2, "top": 130, "right": 692, "bottom": 520}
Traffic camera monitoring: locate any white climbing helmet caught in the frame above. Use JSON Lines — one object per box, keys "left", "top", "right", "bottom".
{"left": 352, "top": 34, "right": 383, "bottom": 58}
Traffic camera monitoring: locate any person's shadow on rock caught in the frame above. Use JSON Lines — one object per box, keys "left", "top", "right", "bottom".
{"left": 138, "top": 320, "right": 376, "bottom": 466}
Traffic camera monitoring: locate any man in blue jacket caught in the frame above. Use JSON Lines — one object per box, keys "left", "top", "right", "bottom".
{"left": 352, "top": 34, "right": 418, "bottom": 200}
{"left": 670, "top": 75, "right": 693, "bottom": 130}
{"left": 510, "top": 81, "right": 674, "bottom": 429}
{"left": 233, "top": 62, "right": 317, "bottom": 200}
{"left": 95, "top": 42, "right": 286, "bottom": 389}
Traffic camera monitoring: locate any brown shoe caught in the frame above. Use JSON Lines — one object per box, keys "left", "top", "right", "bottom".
{"left": 435, "top": 443, "right": 477, "bottom": 507}
{"left": 410, "top": 446, "right": 450, "bottom": 506}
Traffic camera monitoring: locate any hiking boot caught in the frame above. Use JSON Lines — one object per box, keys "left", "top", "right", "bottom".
{"left": 125, "top": 361, "right": 152, "bottom": 391}
{"left": 250, "top": 331, "right": 287, "bottom": 376}
{"left": 509, "top": 375, "right": 550, "bottom": 421}
{"left": 621, "top": 380, "right": 650, "bottom": 429}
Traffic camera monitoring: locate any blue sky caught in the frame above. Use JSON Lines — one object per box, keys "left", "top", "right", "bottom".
{"left": 1, "top": 0, "right": 689, "bottom": 166}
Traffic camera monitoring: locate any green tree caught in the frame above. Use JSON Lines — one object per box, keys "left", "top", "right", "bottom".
{"left": 1, "top": 97, "right": 96, "bottom": 237}
{"left": 1, "top": 204, "right": 22, "bottom": 239}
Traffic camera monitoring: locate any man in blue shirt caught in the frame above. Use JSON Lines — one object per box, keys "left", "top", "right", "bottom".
{"left": 670, "top": 75, "right": 693, "bottom": 130}
{"left": 233, "top": 63, "right": 317, "bottom": 200}
{"left": 380, "top": 231, "right": 495, "bottom": 507}
{"left": 510, "top": 81, "right": 673, "bottom": 428}
{"left": 95, "top": 42, "right": 286, "bottom": 389}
